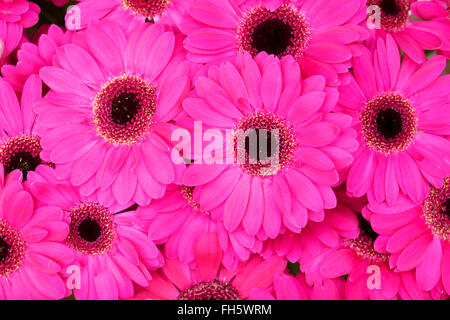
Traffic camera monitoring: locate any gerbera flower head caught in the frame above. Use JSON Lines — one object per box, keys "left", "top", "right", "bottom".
{"left": 366, "top": 176, "right": 450, "bottom": 296}
{"left": 180, "top": 0, "right": 369, "bottom": 84}
{"left": 2, "top": 25, "right": 74, "bottom": 93}
{"left": 248, "top": 271, "right": 346, "bottom": 300}
{"left": 0, "top": 177, "right": 73, "bottom": 299}
{"left": 411, "top": 0, "right": 450, "bottom": 59}
{"left": 35, "top": 21, "right": 191, "bottom": 206}
{"left": 29, "top": 170, "right": 164, "bottom": 300}
{"left": 136, "top": 184, "right": 262, "bottom": 270}
{"left": 132, "top": 233, "right": 286, "bottom": 300}
{"left": 0, "top": 75, "right": 54, "bottom": 183}
{"left": 65, "top": 0, "right": 191, "bottom": 31}
{"left": 181, "top": 52, "right": 358, "bottom": 240}
{"left": 339, "top": 34, "right": 450, "bottom": 206}
{"left": 300, "top": 202, "right": 432, "bottom": 299}
{"left": 365, "top": 0, "right": 449, "bottom": 63}
{"left": 262, "top": 202, "right": 360, "bottom": 269}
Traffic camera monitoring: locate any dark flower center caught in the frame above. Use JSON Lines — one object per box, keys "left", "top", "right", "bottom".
{"left": 5, "top": 151, "right": 41, "bottom": 179}
{"left": 359, "top": 217, "right": 379, "bottom": 241}
{"left": 0, "top": 136, "right": 46, "bottom": 181}
{"left": 443, "top": 198, "right": 450, "bottom": 219}
{"left": 177, "top": 280, "right": 241, "bottom": 300}
{"left": 78, "top": 218, "right": 102, "bottom": 242}
{"left": 66, "top": 202, "right": 115, "bottom": 255}
{"left": 234, "top": 112, "right": 296, "bottom": 177}
{"left": 110, "top": 92, "right": 141, "bottom": 125}
{"left": 94, "top": 74, "right": 156, "bottom": 145}
{"left": 376, "top": 108, "right": 403, "bottom": 139}
{"left": 237, "top": 4, "right": 311, "bottom": 60}
{"left": 423, "top": 177, "right": 450, "bottom": 241}
{"left": 379, "top": 0, "right": 400, "bottom": 16}
{"left": 0, "top": 237, "right": 10, "bottom": 262}
{"left": 0, "top": 219, "right": 26, "bottom": 277}
{"left": 360, "top": 92, "right": 416, "bottom": 154}
{"left": 244, "top": 128, "right": 278, "bottom": 162}
{"left": 251, "top": 18, "right": 293, "bottom": 56}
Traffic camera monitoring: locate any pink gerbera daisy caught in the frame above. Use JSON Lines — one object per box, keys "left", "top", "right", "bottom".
{"left": 136, "top": 184, "right": 262, "bottom": 270}
{"left": 411, "top": 0, "right": 450, "bottom": 59}
{"left": 262, "top": 202, "right": 360, "bottom": 271}
{"left": 132, "top": 233, "right": 286, "bottom": 300}
{"left": 0, "top": 21, "right": 24, "bottom": 67}
{"left": 365, "top": 177, "right": 450, "bottom": 297}
{"left": 35, "top": 21, "right": 191, "bottom": 206}
{"left": 339, "top": 34, "right": 450, "bottom": 206}
{"left": 2, "top": 24, "right": 74, "bottom": 93}
{"left": 365, "top": 0, "right": 448, "bottom": 63}
{"left": 65, "top": 0, "right": 191, "bottom": 31}
{"left": 179, "top": 0, "right": 369, "bottom": 84}
{"left": 248, "top": 271, "right": 345, "bottom": 300}
{"left": 29, "top": 169, "right": 164, "bottom": 300}
{"left": 0, "top": 0, "right": 39, "bottom": 28}
{"left": 0, "top": 75, "right": 55, "bottom": 183}
{"left": 0, "top": 177, "right": 73, "bottom": 300}
{"left": 303, "top": 207, "right": 433, "bottom": 299}
{"left": 181, "top": 52, "right": 358, "bottom": 240}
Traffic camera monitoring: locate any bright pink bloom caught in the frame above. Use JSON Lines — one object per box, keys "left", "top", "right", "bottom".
{"left": 2, "top": 25, "right": 74, "bottom": 93}
{"left": 28, "top": 170, "right": 164, "bottom": 300}
{"left": 262, "top": 202, "right": 360, "bottom": 268}
{"left": 65, "top": 0, "right": 191, "bottom": 31}
{"left": 132, "top": 233, "right": 286, "bottom": 300}
{"left": 339, "top": 34, "right": 450, "bottom": 206}
{"left": 0, "top": 177, "right": 73, "bottom": 299}
{"left": 179, "top": 0, "right": 368, "bottom": 84}
{"left": 248, "top": 272, "right": 346, "bottom": 300}
{"left": 35, "top": 21, "right": 191, "bottom": 206}
{"left": 365, "top": 177, "right": 450, "bottom": 297}
{"left": 136, "top": 185, "right": 262, "bottom": 270}
{"left": 181, "top": 52, "right": 358, "bottom": 239}
{"left": 365, "top": 0, "right": 448, "bottom": 63}
{"left": 411, "top": 0, "right": 450, "bottom": 59}
{"left": 0, "top": 75, "right": 55, "bottom": 183}
{"left": 300, "top": 207, "right": 432, "bottom": 299}
{"left": 0, "top": 0, "right": 39, "bottom": 28}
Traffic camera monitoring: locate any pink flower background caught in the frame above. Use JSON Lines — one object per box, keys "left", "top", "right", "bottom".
{"left": 0, "top": 0, "right": 448, "bottom": 300}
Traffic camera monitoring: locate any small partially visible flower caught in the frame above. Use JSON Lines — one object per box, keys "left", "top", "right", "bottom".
{"left": 0, "top": 178, "right": 73, "bottom": 300}
{"left": 0, "top": 76, "right": 54, "bottom": 183}
{"left": 365, "top": 0, "right": 448, "bottom": 63}
{"left": 132, "top": 233, "right": 286, "bottom": 300}
{"left": 365, "top": 176, "right": 450, "bottom": 296}
{"left": 29, "top": 170, "right": 164, "bottom": 300}
{"left": 137, "top": 185, "right": 262, "bottom": 270}
{"left": 248, "top": 272, "right": 346, "bottom": 300}
{"left": 65, "top": 0, "right": 191, "bottom": 32}
{"left": 179, "top": 0, "right": 368, "bottom": 84}
{"left": 2, "top": 25, "right": 74, "bottom": 93}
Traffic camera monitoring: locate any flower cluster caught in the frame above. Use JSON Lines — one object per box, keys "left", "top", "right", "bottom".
{"left": 0, "top": 0, "right": 448, "bottom": 300}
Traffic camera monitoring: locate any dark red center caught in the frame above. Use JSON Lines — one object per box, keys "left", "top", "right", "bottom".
{"left": 376, "top": 108, "right": 403, "bottom": 140}
{"left": 251, "top": 18, "right": 293, "bottom": 56}
{"left": 110, "top": 92, "right": 141, "bottom": 125}
{"left": 78, "top": 218, "right": 102, "bottom": 243}
{"left": 0, "top": 237, "right": 10, "bottom": 263}
{"left": 379, "top": 0, "right": 400, "bottom": 16}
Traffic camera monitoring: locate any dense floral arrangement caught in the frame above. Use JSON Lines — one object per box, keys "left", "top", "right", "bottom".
{"left": 0, "top": 0, "right": 448, "bottom": 300}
